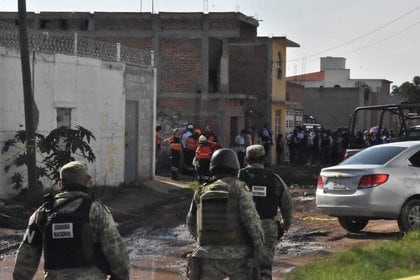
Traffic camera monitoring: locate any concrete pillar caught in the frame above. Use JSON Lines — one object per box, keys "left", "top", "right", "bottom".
{"left": 152, "top": 14, "right": 161, "bottom": 96}
{"left": 220, "top": 39, "right": 229, "bottom": 94}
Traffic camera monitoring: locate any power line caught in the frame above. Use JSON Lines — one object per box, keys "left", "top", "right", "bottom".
{"left": 349, "top": 19, "right": 420, "bottom": 53}
{"left": 288, "top": 6, "right": 420, "bottom": 62}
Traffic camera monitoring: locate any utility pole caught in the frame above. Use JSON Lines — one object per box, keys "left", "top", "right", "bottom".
{"left": 17, "top": 0, "right": 40, "bottom": 194}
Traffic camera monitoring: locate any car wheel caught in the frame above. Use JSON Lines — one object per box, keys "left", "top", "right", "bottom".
{"left": 338, "top": 217, "right": 369, "bottom": 233}
{"left": 398, "top": 198, "right": 420, "bottom": 232}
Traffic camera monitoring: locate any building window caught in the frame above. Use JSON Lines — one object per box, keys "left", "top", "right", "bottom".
{"left": 276, "top": 51, "right": 282, "bottom": 80}
{"left": 57, "top": 108, "right": 71, "bottom": 128}
{"left": 286, "top": 109, "right": 295, "bottom": 132}
{"left": 39, "top": 19, "right": 50, "bottom": 29}
{"left": 59, "top": 19, "right": 68, "bottom": 30}
{"left": 295, "top": 110, "right": 303, "bottom": 127}
{"left": 286, "top": 109, "right": 294, "bottom": 116}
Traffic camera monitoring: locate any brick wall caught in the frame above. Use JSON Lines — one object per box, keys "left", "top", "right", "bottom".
{"left": 160, "top": 38, "right": 201, "bottom": 93}
{"left": 229, "top": 44, "right": 268, "bottom": 96}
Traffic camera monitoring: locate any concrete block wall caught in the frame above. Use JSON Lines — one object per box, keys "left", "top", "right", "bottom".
{"left": 303, "top": 88, "right": 360, "bottom": 130}
{"left": 0, "top": 46, "right": 135, "bottom": 196}
{"left": 124, "top": 66, "right": 155, "bottom": 180}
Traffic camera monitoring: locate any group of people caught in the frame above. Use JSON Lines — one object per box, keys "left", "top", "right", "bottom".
{"left": 162, "top": 124, "right": 220, "bottom": 183}
{"left": 283, "top": 125, "right": 395, "bottom": 166}
{"left": 283, "top": 126, "right": 350, "bottom": 166}
{"left": 14, "top": 143, "right": 292, "bottom": 280}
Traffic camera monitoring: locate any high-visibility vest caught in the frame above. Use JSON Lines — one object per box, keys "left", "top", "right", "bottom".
{"left": 171, "top": 142, "right": 182, "bottom": 151}
{"left": 195, "top": 145, "right": 212, "bottom": 160}
{"left": 186, "top": 137, "right": 199, "bottom": 151}
{"left": 165, "top": 136, "right": 182, "bottom": 151}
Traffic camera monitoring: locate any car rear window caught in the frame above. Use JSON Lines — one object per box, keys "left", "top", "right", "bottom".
{"left": 341, "top": 146, "right": 406, "bottom": 165}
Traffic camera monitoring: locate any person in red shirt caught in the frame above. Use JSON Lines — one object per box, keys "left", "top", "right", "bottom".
{"left": 193, "top": 135, "right": 213, "bottom": 183}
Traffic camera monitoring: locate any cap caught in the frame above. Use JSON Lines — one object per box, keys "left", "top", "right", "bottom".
{"left": 187, "top": 124, "right": 194, "bottom": 129}
{"left": 245, "top": 144, "right": 265, "bottom": 159}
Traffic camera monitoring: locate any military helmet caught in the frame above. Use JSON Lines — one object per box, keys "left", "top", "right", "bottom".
{"left": 210, "top": 148, "right": 240, "bottom": 172}
{"left": 245, "top": 144, "right": 265, "bottom": 159}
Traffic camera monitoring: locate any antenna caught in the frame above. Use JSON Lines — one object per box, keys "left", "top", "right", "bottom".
{"left": 203, "top": 0, "right": 209, "bottom": 13}
{"left": 235, "top": 1, "right": 240, "bottom": 12}
{"left": 140, "top": 0, "right": 142, "bottom": 12}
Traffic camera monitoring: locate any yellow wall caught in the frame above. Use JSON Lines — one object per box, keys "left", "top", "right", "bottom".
{"left": 271, "top": 40, "right": 288, "bottom": 102}
{"left": 270, "top": 40, "right": 288, "bottom": 165}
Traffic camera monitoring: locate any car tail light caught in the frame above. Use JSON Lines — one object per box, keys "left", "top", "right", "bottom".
{"left": 317, "top": 176, "right": 324, "bottom": 189}
{"left": 358, "top": 174, "right": 389, "bottom": 189}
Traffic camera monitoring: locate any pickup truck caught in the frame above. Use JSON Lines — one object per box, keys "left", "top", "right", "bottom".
{"left": 344, "top": 103, "right": 420, "bottom": 159}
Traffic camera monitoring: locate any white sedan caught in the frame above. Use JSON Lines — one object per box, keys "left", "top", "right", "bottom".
{"left": 316, "top": 141, "right": 420, "bottom": 232}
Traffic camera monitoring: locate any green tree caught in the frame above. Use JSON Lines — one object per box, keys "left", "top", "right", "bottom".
{"left": 391, "top": 75, "right": 420, "bottom": 104}
{"left": 2, "top": 126, "right": 96, "bottom": 191}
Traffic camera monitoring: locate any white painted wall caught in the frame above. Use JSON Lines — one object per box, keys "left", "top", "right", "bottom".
{"left": 0, "top": 46, "right": 126, "bottom": 196}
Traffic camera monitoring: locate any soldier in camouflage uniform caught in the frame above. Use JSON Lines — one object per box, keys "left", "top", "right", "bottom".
{"left": 239, "top": 144, "right": 293, "bottom": 280}
{"left": 187, "top": 148, "right": 264, "bottom": 280}
{"left": 13, "top": 161, "right": 130, "bottom": 280}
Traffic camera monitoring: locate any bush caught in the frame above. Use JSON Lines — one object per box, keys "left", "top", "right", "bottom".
{"left": 2, "top": 126, "right": 96, "bottom": 191}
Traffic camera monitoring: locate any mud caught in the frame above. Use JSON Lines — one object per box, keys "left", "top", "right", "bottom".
{"left": 0, "top": 175, "right": 402, "bottom": 279}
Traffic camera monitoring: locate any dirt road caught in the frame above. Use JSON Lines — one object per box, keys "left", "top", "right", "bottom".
{"left": 0, "top": 174, "right": 402, "bottom": 279}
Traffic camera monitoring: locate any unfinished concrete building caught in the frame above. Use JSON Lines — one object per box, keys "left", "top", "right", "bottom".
{"left": 0, "top": 12, "right": 300, "bottom": 164}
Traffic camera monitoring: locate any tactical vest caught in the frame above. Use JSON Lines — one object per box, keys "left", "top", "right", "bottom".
{"left": 43, "top": 196, "right": 95, "bottom": 270}
{"left": 239, "top": 168, "right": 280, "bottom": 219}
{"left": 197, "top": 177, "right": 250, "bottom": 246}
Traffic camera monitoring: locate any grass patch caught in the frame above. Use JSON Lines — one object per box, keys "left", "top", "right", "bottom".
{"left": 285, "top": 230, "right": 420, "bottom": 280}
{"left": 188, "top": 180, "right": 201, "bottom": 192}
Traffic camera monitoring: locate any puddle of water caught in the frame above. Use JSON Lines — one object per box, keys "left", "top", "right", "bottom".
{"left": 277, "top": 238, "right": 325, "bottom": 256}
{"left": 294, "top": 195, "right": 316, "bottom": 202}
{"left": 125, "top": 224, "right": 195, "bottom": 261}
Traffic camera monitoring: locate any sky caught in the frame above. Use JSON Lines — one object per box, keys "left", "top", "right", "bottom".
{"left": 1, "top": 0, "right": 419, "bottom": 87}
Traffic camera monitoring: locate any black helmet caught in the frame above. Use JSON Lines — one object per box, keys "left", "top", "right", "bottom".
{"left": 209, "top": 148, "right": 240, "bottom": 172}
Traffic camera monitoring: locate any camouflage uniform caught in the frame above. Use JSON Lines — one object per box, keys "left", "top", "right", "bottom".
{"left": 239, "top": 144, "right": 293, "bottom": 280}
{"left": 13, "top": 191, "right": 130, "bottom": 280}
{"left": 186, "top": 176, "right": 264, "bottom": 280}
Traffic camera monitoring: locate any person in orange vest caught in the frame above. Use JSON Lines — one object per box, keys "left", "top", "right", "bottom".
{"left": 193, "top": 135, "right": 213, "bottom": 183}
{"left": 165, "top": 128, "right": 182, "bottom": 180}
{"left": 185, "top": 129, "right": 201, "bottom": 170}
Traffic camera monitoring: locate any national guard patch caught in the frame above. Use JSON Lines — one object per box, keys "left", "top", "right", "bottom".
{"left": 52, "top": 223, "right": 74, "bottom": 239}
{"left": 252, "top": 185, "right": 267, "bottom": 197}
